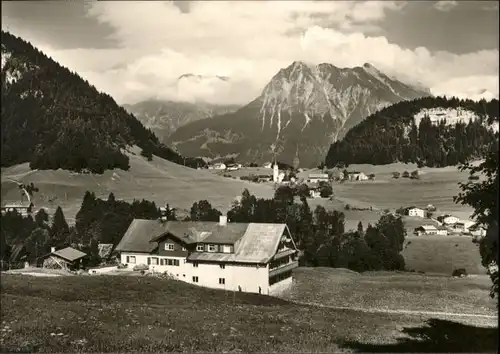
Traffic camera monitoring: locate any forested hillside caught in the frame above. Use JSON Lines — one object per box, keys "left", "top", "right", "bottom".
{"left": 324, "top": 96, "right": 499, "bottom": 168}
{"left": 1, "top": 31, "right": 204, "bottom": 173}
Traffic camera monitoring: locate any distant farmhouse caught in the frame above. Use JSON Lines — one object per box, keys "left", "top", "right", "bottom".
{"left": 438, "top": 215, "right": 460, "bottom": 225}
{"left": 405, "top": 206, "right": 426, "bottom": 218}
{"left": 1, "top": 202, "right": 34, "bottom": 217}
{"left": 414, "top": 225, "right": 448, "bottom": 236}
{"left": 116, "top": 216, "right": 299, "bottom": 295}
{"left": 308, "top": 173, "right": 329, "bottom": 183}
{"left": 346, "top": 172, "right": 369, "bottom": 181}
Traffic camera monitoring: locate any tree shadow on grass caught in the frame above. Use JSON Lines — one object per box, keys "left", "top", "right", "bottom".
{"left": 340, "top": 318, "right": 498, "bottom": 353}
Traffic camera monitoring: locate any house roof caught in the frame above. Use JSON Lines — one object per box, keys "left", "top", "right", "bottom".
{"left": 118, "top": 219, "right": 291, "bottom": 264}
{"left": 115, "top": 219, "right": 166, "bottom": 253}
{"left": 415, "top": 225, "right": 437, "bottom": 231}
{"left": 52, "top": 247, "right": 87, "bottom": 262}
{"left": 308, "top": 173, "right": 328, "bottom": 178}
{"left": 3, "top": 202, "right": 32, "bottom": 208}
{"left": 188, "top": 223, "right": 287, "bottom": 264}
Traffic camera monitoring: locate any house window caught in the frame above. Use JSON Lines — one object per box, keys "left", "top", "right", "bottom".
{"left": 182, "top": 247, "right": 187, "bottom": 251}
{"left": 192, "top": 276, "right": 199, "bottom": 283}
{"left": 220, "top": 264, "right": 225, "bottom": 269}
{"left": 219, "top": 278, "right": 225, "bottom": 285}
{"left": 126, "top": 256, "right": 136, "bottom": 264}
{"left": 165, "top": 243, "right": 175, "bottom": 251}
{"left": 196, "top": 244, "right": 204, "bottom": 252}
{"left": 222, "top": 245, "right": 232, "bottom": 253}
{"left": 208, "top": 244, "right": 217, "bottom": 252}
{"left": 149, "top": 257, "right": 158, "bottom": 265}
{"left": 193, "top": 262, "right": 199, "bottom": 268}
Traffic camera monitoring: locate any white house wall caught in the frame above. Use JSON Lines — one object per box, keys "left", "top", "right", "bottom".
{"left": 189, "top": 262, "right": 270, "bottom": 294}
{"left": 120, "top": 252, "right": 270, "bottom": 294}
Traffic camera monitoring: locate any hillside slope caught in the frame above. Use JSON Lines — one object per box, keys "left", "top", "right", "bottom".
{"left": 168, "top": 61, "right": 430, "bottom": 167}
{"left": 1, "top": 147, "right": 273, "bottom": 223}
{"left": 1, "top": 30, "right": 203, "bottom": 173}
{"left": 123, "top": 99, "right": 239, "bottom": 143}
{"left": 324, "top": 96, "right": 499, "bottom": 168}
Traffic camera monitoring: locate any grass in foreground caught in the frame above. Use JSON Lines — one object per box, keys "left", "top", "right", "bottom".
{"left": 280, "top": 268, "right": 497, "bottom": 315}
{"left": 1, "top": 274, "right": 497, "bottom": 353}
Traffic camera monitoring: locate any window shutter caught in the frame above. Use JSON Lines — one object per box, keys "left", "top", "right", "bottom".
{"left": 147, "top": 257, "right": 151, "bottom": 265}
{"left": 126, "top": 256, "right": 130, "bottom": 263}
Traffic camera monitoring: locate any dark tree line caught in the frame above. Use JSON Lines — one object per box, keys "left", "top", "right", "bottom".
{"left": 1, "top": 30, "right": 205, "bottom": 173}
{"left": 325, "top": 96, "right": 499, "bottom": 168}
{"left": 188, "top": 187, "right": 407, "bottom": 272}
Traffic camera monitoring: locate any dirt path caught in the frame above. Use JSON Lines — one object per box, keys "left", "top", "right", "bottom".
{"left": 288, "top": 299, "right": 498, "bottom": 320}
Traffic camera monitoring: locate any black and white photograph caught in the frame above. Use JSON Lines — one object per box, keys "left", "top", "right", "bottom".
{"left": 0, "top": 0, "right": 498, "bottom": 352}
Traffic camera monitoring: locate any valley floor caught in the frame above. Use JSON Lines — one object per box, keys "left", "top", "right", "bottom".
{"left": 1, "top": 270, "right": 497, "bottom": 353}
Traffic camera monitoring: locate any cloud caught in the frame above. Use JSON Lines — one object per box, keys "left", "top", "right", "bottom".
{"left": 19, "top": 1, "right": 498, "bottom": 105}
{"left": 433, "top": 1, "right": 458, "bottom": 12}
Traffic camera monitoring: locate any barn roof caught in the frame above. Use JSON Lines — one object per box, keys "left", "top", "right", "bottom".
{"left": 52, "top": 247, "right": 87, "bottom": 262}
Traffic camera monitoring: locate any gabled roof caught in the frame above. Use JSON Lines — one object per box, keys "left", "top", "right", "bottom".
{"left": 52, "top": 247, "right": 87, "bottom": 262}
{"left": 115, "top": 219, "right": 166, "bottom": 253}
{"left": 188, "top": 223, "right": 288, "bottom": 264}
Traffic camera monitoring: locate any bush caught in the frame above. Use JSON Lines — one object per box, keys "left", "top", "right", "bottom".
{"left": 392, "top": 172, "right": 400, "bottom": 179}
{"left": 402, "top": 171, "right": 410, "bottom": 178}
{"left": 133, "top": 264, "right": 149, "bottom": 272}
{"left": 452, "top": 268, "right": 468, "bottom": 277}
{"left": 344, "top": 204, "right": 351, "bottom": 210}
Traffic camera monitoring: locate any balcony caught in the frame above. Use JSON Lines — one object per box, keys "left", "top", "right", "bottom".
{"left": 269, "top": 261, "right": 298, "bottom": 277}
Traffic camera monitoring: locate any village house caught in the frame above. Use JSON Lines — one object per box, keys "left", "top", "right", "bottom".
{"left": 436, "top": 225, "right": 448, "bottom": 236}
{"left": 116, "top": 216, "right": 299, "bottom": 295}
{"left": 405, "top": 206, "right": 426, "bottom": 218}
{"left": 413, "top": 225, "right": 438, "bottom": 236}
{"left": 41, "top": 247, "right": 87, "bottom": 271}
{"left": 308, "top": 173, "right": 329, "bottom": 183}
{"left": 1, "top": 202, "right": 34, "bottom": 217}
{"left": 213, "top": 162, "right": 226, "bottom": 170}
{"left": 440, "top": 215, "right": 460, "bottom": 225}
{"left": 347, "top": 172, "right": 369, "bottom": 181}
{"left": 309, "top": 186, "right": 321, "bottom": 198}
{"left": 226, "top": 164, "right": 240, "bottom": 171}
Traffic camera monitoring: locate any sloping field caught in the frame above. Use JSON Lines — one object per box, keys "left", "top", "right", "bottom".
{"left": 1, "top": 148, "right": 274, "bottom": 223}
{"left": 1, "top": 274, "right": 497, "bottom": 353}
{"left": 403, "top": 235, "right": 485, "bottom": 275}
{"left": 280, "top": 268, "right": 496, "bottom": 316}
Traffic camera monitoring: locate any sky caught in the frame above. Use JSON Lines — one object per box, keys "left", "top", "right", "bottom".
{"left": 2, "top": 0, "right": 499, "bottom": 105}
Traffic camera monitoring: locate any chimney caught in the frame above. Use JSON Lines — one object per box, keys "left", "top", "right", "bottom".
{"left": 219, "top": 215, "right": 227, "bottom": 226}
{"left": 51, "top": 246, "right": 56, "bottom": 253}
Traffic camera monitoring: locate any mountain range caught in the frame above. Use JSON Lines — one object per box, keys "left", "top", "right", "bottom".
{"left": 123, "top": 99, "right": 240, "bottom": 144}
{"left": 168, "top": 61, "right": 431, "bottom": 167}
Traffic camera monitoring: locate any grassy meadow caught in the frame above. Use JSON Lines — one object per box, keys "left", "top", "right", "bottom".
{"left": 280, "top": 268, "right": 496, "bottom": 316}
{"left": 1, "top": 274, "right": 497, "bottom": 353}
{"left": 403, "top": 235, "right": 485, "bottom": 275}
{"left": 0, "top": 147, "right": 274, "bottom": 224}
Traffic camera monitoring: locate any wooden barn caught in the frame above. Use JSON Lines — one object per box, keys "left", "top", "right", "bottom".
{"left": 42, "top": 247, "right": 87, "bottom": 271}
